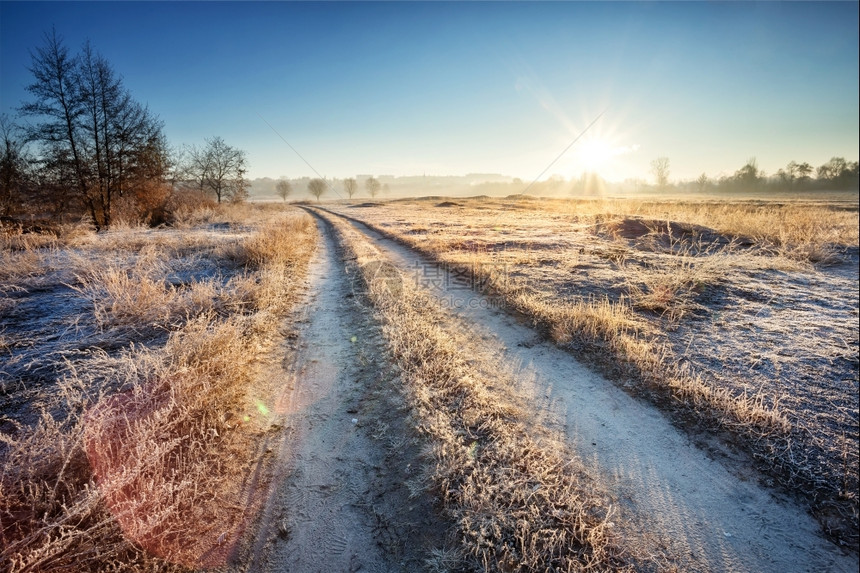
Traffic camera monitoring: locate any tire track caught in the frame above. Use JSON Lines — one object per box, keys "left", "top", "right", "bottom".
{"left": 240, "top": 215, "right": 444, "bottom": 572}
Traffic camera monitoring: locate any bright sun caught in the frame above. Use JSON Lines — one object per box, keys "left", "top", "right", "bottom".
{"left": 578, "top": 139, "right": 613, "bottom": 173}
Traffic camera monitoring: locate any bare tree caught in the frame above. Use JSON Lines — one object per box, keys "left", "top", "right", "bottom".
{"left": 307, "top": 178, "right": 326, "bottom": 202}
{"left": 167, "top": 144, "right": 191, "bottom": 188}
{"left": 188, "top": 136, "right": 248, "bottom": 203}
{"left": 21, "top": 29, "right": 84, "bottom": 214}
{"left": 0, "top": 115, "right": 30, "bottom": 217}
{"left": 21, "top": 30, "right": 167, "bottom": 229}
{"left": 650, "top": 156, "right": 670, "bottom": 189}
{"left": 275, "top": 179, "right": 292, "bottom": 202}
{"left": 365, "top": 176, "right": 381, "bottom": 198}
{"left": 343, "top": 177, "right": 358, "bottom": 199}
{"left": 695, "top": 172, "right": 708, "bottom": 193}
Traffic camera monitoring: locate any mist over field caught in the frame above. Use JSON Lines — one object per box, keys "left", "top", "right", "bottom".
{"left": 246, "top": 164, "right": 859, "bottom": 203}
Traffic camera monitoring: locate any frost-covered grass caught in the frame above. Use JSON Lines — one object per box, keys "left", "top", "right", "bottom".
{"left": 0, "top": 205, "right": 317, "bottom": 571}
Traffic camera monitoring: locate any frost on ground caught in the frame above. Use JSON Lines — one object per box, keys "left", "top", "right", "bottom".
{"left": 0, "top": 210, "right": 319, "bottom": 571}
{"left": 0, "top": 224, "right": 253, "bottom": 429}
{"left": 330, "top": 195, "right": 860, "bottom": 547}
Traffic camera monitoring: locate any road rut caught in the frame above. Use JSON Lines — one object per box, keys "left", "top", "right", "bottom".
{"left": 242, "top": 216, "right": 444, "bottom": 572}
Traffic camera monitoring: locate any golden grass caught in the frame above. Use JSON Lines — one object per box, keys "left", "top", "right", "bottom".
{"left": 314, "top": 208, "right": 633, "bottom": 572}
{"left": 541, "top": 197, "right": 859, "bottom": 251}
{"left": 168, "top": 205, "right": 221, "bottom": 230}
{"left": 0, "top": 234, "right": 58, "bottom": 285}
{"left": 399, "top": 194, "right": 858, "bottom": 261}
{"left": 523, "top": 291, "right": 791, "bottom": 432}
{"left": 623, "top": 248, "right": 730, "bottom": 321}
{"left": 0, "top": 206, "right": 317, "bottom": 571}
{"left": 0, "top": 249, "right": 47, "bottom": 284}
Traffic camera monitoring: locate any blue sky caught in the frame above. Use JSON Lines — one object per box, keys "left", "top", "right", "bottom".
{"left": 1, "top": 1, "right": 858, "bottom": 182}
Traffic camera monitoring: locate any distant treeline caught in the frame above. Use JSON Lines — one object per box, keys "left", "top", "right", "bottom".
{"left": 681, "top": 156, "right": 859, "bottom": 193}
{"left": 247, "top": 156, "right": 859, "bottom": 200}
{"left": 559, "top": 156, "right": 859, "bottom": 196}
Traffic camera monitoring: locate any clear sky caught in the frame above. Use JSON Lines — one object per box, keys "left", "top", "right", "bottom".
{"left": 1, "top": 1, "right": 858, "bottom": 183}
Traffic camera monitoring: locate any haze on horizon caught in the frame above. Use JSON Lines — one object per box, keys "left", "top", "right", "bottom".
{"left": 1, "top": 1, "right": 857, "bottom": 184}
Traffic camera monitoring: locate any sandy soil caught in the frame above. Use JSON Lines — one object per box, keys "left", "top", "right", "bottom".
{"left": 323, "top": 211, "right": 858, "bottom": 573}
{"left": 238, "top": 217, "right": 446, "bottom": 572}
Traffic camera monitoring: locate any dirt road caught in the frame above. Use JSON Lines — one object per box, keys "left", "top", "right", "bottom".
{"left": 237, "top": 208, "right": 857, "bottom": 572}
{"left": 240, "top": 217, "right": 445, "bottom": 572}
{"left": 320, "top": 208, "right": 858, "bottom": 573}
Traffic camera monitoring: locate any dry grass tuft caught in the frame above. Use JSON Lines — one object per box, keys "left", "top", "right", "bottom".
{"left": 622, "top": 248, "right": 728, "bottom": 322}
{"left": 0, "top": 248, "right": 48, "bottom": 284}
{"left": 314, "top": 208, "right": 632, "bottom": 572}
{"left": 68, "top": 246, "right": 182, "bottom": 331}
{"left": 0, "top": 206, "right": 317, "bottom": 571}
{"left": 0, "top": 233, "right": 59, "bottom": 285}
{"left": 241, "top": 213, "right": 315, "bottom": 269}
